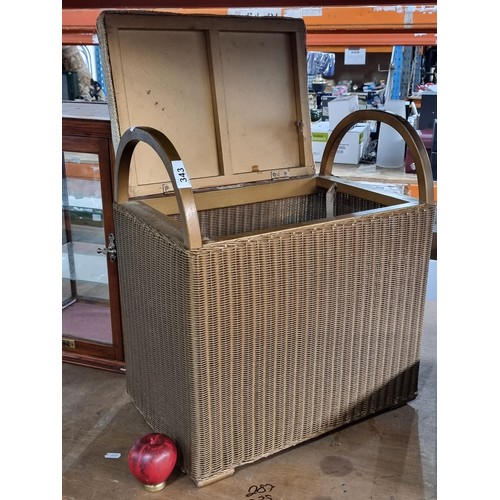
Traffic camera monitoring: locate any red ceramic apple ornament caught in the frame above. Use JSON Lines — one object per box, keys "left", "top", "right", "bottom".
{"left": 128, "top": 433, "right": 178, "bottom": 492}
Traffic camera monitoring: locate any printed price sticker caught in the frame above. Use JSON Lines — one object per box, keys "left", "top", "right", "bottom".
{"left": 172, "top": 160, "right": 192, "bottom": 189}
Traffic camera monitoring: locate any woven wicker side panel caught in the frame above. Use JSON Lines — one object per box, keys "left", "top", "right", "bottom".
{"left": 196, "top": 193, "right": 327, "bottom": 239}
{"left": 187, "top": 204, "right": 435, "bottom": 484}
{"left": 169, "top": 192, "right": 383, "bottom": 240}
{"left": 113, "top": 204, "right": 194, "bottom": 465}
{"left": 334, "top": 191, "right": 384, "bottom": 217}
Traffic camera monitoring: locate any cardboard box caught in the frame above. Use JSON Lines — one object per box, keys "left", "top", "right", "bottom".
{"left": 311, "top": 121, "right": 331, "bottom": 163}
{"left": 328, "top": 95, "right": 359, "bottom": 131}
{"left": 312, "top": 121, "right": 370, "bottom": 165}
{"left": 335, "top": 123, "right": 370, "bottom": 164}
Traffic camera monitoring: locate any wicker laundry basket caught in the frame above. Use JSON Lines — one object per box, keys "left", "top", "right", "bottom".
{"left": 98, "top": 11, "right": 436, "bottom": 487}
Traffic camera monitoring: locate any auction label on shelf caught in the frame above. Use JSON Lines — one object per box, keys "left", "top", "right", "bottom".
{"left": 283, "top": 7, "right": 322, "bottom": 18}
{"left": 228, "top": 8, "right": 281, "bottom": 17}
{"left": 227, "top": 7, "right": 322, "bottom": 18}
{"left": 172, "top": 160, "right": 192, "bottom": 189}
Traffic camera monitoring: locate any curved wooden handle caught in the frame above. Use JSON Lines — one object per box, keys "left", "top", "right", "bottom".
{"left": 319, "top": 109, "right": 435, "bottom": 204}
{"left": 114, "top": 126, "right": 203, "bottom": 250}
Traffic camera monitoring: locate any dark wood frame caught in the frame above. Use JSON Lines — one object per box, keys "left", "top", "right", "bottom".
{"left": 62, "top": 114, "right": 125, "bottom": 373}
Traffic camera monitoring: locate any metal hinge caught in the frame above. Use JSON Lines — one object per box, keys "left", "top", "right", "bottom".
{"left": 97, "top": 233, "right": 117, "bottom": 262}
{"left": 271, "top": 169, "right": 290, "bottom": 179}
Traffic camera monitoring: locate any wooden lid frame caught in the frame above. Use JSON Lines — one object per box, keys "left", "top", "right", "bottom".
{"left": 97, "top": 11, "right": 315, "bottom": 198}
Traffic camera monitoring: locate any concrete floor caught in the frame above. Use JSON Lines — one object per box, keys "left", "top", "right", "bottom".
{"left": 62, "top": 291, "right": 436, "bottom": 500}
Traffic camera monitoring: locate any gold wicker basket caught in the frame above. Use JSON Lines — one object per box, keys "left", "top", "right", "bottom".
{"left": 98, "top": 11, "right": 436, "bottom": 487}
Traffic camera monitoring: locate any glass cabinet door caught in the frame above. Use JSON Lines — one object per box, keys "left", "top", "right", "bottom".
{"left": 62, "top": 123, "right": 123, "bottom": 372}
{"left": 62, "top": 151, "right": 112, "bottom": 344}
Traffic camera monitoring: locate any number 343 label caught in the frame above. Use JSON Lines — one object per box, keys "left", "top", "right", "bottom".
{"left": 171, "top": 160, "right": 192, "bottom": 189}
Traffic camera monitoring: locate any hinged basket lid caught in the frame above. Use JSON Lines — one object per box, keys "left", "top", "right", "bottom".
{"left": 97, "top": 11, "right": 315, "bottom": 198}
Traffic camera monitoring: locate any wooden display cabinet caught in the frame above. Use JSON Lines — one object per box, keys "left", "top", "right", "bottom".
{"left": 62, "top": 101, "right": 124, "bottom": 373}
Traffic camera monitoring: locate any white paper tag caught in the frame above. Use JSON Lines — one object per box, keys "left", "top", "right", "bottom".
{"left": 104, "top": 452, "right": 121, "bottom": 459}
{"left": 228, "top": 8, "right": 281, "bottom": 17}
{"left": 171, "top": 160, "right": 192, "bottom": 189}
{"left": 284, "top": 7, "right": 322, "bottom": 18}
{"left": 345, "top": 48, "right": 366, "bottom": 65}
